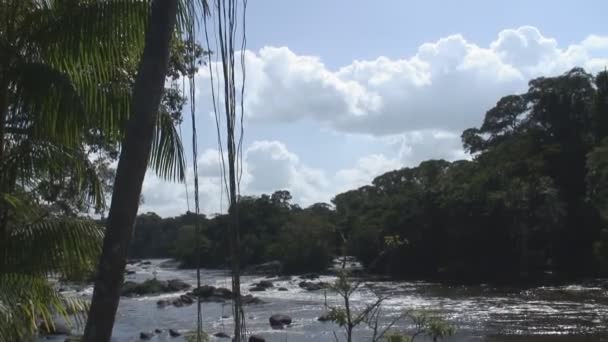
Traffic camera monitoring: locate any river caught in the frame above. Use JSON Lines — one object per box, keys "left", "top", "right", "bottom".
{"left": 50, "top": 259, "right": 608, "bottom": 342}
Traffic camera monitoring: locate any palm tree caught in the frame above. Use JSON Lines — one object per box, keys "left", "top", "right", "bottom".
{"left": 83, "top": 1, "right": 208, "bottom": 340}
{"left": 82, "top": 0, "right": 198, "bottom": 339}
{"left": 0, "top": 1, "right": 187, "bottom": 340}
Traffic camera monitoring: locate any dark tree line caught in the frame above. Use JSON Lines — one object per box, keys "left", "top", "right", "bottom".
{"left": 130, "top": 191, "right": 337, "bottom": 274}
{"left": 131, "top": 67, "right": 608, "bottom": 283}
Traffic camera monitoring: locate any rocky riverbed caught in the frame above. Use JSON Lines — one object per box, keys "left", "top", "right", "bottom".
{"left": 44, "top": 259, "right": 608, "bottom": 341}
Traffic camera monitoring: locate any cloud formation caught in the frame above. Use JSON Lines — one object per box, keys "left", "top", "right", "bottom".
{"left": 198, "top": 26, "right": 608, "bottom": 136}
{"left": 140, "top": 139, "right": 407, "bottom": 216}
{"left": 141, "top": 27, "right": 608, "bottom": 216}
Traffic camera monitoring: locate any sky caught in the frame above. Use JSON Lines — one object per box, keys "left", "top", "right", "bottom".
{"left": 139, "top": 0, "right": 608, "bottom": 217}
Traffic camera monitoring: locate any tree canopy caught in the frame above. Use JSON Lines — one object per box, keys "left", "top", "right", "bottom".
{"left": 131, "top": 67, "right": 608, "bottom": 284}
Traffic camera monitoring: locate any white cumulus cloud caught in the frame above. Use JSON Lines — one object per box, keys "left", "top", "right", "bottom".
{"left": 195, "top": 26, "right": 608, "bottom": 136}
{"left": 142, "top": 27, "right": 608, "bottom": 216}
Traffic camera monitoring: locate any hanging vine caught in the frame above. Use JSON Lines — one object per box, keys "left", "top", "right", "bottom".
{"left": 199, "top": 0, "right": 248, "bottom": 340}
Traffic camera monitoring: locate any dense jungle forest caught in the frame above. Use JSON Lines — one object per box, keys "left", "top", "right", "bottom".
{"left": 2, "top": 0, "right": 608, "bottom": 341}
{"left": 129, "top": 67, "right": 608, "bottom": 282}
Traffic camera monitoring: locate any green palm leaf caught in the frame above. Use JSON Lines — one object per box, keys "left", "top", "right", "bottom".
{"left": 9, "top": 61, "right": 86, "bottom": 147}
{"left": 151, "top": 111, "right": 186, "bottom": 182}
{"left": 0, "top": 272, "right": 88, "bottom": 342}
{"left": 0, "top": 212, "right": 101, "bottom": 342}
{"left": 3, "top": 217, "right": 103, "bottom": 278}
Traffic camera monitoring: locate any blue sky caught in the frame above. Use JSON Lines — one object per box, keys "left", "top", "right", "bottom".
{"left": 246, "top": 0, "right": 608, "bottom": 67}
{"left": 140, "top": 0, "right": 608, "bottom": 217}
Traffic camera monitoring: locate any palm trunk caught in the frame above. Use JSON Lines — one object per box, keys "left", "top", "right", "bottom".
{"left": 0, "top": 82, "right": 9, "bottom": 239}
{"left": 82, "top": 1, "right": 178, "bottom": 341}
{"left": 0, "top": 77, "right": 10, "bottom": 241}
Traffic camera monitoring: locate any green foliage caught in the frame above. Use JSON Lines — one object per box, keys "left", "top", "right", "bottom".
{"left": 587, "top": 138, "right": 608, "bottom": 271}
{"left": 0, "top": 1, "right": 205, "bottom": 338}
{"left": 184, "top": 330, "right": 210, "bottom": 342}
{"left": 0, "top": 193, "right": 102, "bottom": 341}
{"left": 324, "top": 266, "right": 454, "bottom": 342}
{"left": 587, "top": 138, "right": 608, "bottom": 220}
{"left": 171, "top": 224, "right": 211, "bottom": 268}
{"left": 407, "top": 310, "right": 455, "bottom": 341}
{"left": 133, "top": 191, "right": 338, "bottom": 274}
{"left": 132, "top": 67, "right": 608, "bottom": 282}
{"left": 327, "top": 307, "right": 349, "bottom": 327}
{"left": 331, "top": 68, "right": 608, "bottom": 281}
{"left": 274, "top": 212, "right": 335, "bottom": 273}
{"left": 383, "top": 331, "right": 412, "bottom": 342}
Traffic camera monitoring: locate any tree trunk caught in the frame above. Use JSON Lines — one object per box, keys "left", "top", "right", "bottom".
{"left": 0, "top": 84, "right": 8, "bottom": 243}
{"left": 82, "top": 1, "right": 178, "bottom": 341}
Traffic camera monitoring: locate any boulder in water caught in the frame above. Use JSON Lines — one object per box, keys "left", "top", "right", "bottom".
{"left": 214, "top": 332, "right": 230, "bottom": 338}
{"left": 249, "top": 285, "right": 266, "bottom": 292}
{"left": 278, "top": 287, "right": 288, "bottom": 291}
{"left": 317, "top": 313, "right": 332, "bottom": 322}
{"left": 241, "top": 294, "right": 264, "bottom": 305}
{"left": 167, "top": 279, "right": 190, "bottom": 291}
{"left": 169, "top": 329, "right": 181, "bottom": 337}
{"left": 256, "top": 280, "right": 274, "bottom": 288}
{"left": 140, "top": 332, "right": 153, "bottom": 340}
{"left": 298, "top": 281, "right": 327, "bottom": 291}
{"left": 190, "top": 285, "right": 216, "bottom": 297}
{"left": 300, "top": 273, "right": 320, "bottom": 280}
{"left": 213, "top": 287, "right": 233, "bottom": 299}
{"left": 249, "top": 335, "right": 266, "bottom": 342}
{"left": 172, "top": 298, "right": 184, "bottom": 307}
{"left": 121, "top": 278, "right": 189, "bottom": 297}
{"left": 121, "top": 281, "right": 139, "bottom": 297}
{"left": 157, "top": 299, "right": 171, "bottom": 308}
{"left": 269, "top": 314, "right": 292, "bottom": 329}
{"left": 180, "top": 294, "right": 195, "bottom": 304}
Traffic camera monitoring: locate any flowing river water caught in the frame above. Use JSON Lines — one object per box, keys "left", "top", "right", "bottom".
{"left": 50, "top": 259, "right": 608, "bottom": 342}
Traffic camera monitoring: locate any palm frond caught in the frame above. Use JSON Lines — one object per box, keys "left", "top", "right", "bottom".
{"left": 3, "top": 217, "right": 103, "bottom": 278}
{"left": 9, "top": 61, "right": 86, "bottom": 147}
{"left": 3, "top": 141, "right": 106, "bottom": 212}
{"left": 176, "top": 0, "right": 210, "bottom": 35}
{"left": 20, "top": 1, "right": 149, "bottom": 138}
{"left": 0, "top": 272, "right": 87, "bottom": 342}
{"left": 151, "top": 111, "right": 186, "bottom": 182}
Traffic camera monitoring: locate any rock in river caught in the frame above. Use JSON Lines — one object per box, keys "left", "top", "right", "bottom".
{"left": 190, "top": 285, "right": 216, "bottom": 297}
{"left": 167, "top": 279, "right": 190, "bottom": 291}
{"left": 140, "top": 332, "right": 153, "bottom": 340}
{"left": 249, "top": 335, "right": 266, "bottom": 342}
{"left": 298, "top": 281, "right": 327, "bottom": 291}
{"left": 40, "top": 319, "right": 72, "bottom": 335}
{"left": 317, "top": 313, "right": 332, "bottom": 322}
{"left": 121, "top": 278, "right": 191, "bottom": 297}
{"left": 249, "top": 280, "right": 274, "bottom": 291}
{"left": 269, "top": 314, "right": 292, "bottom": 329}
